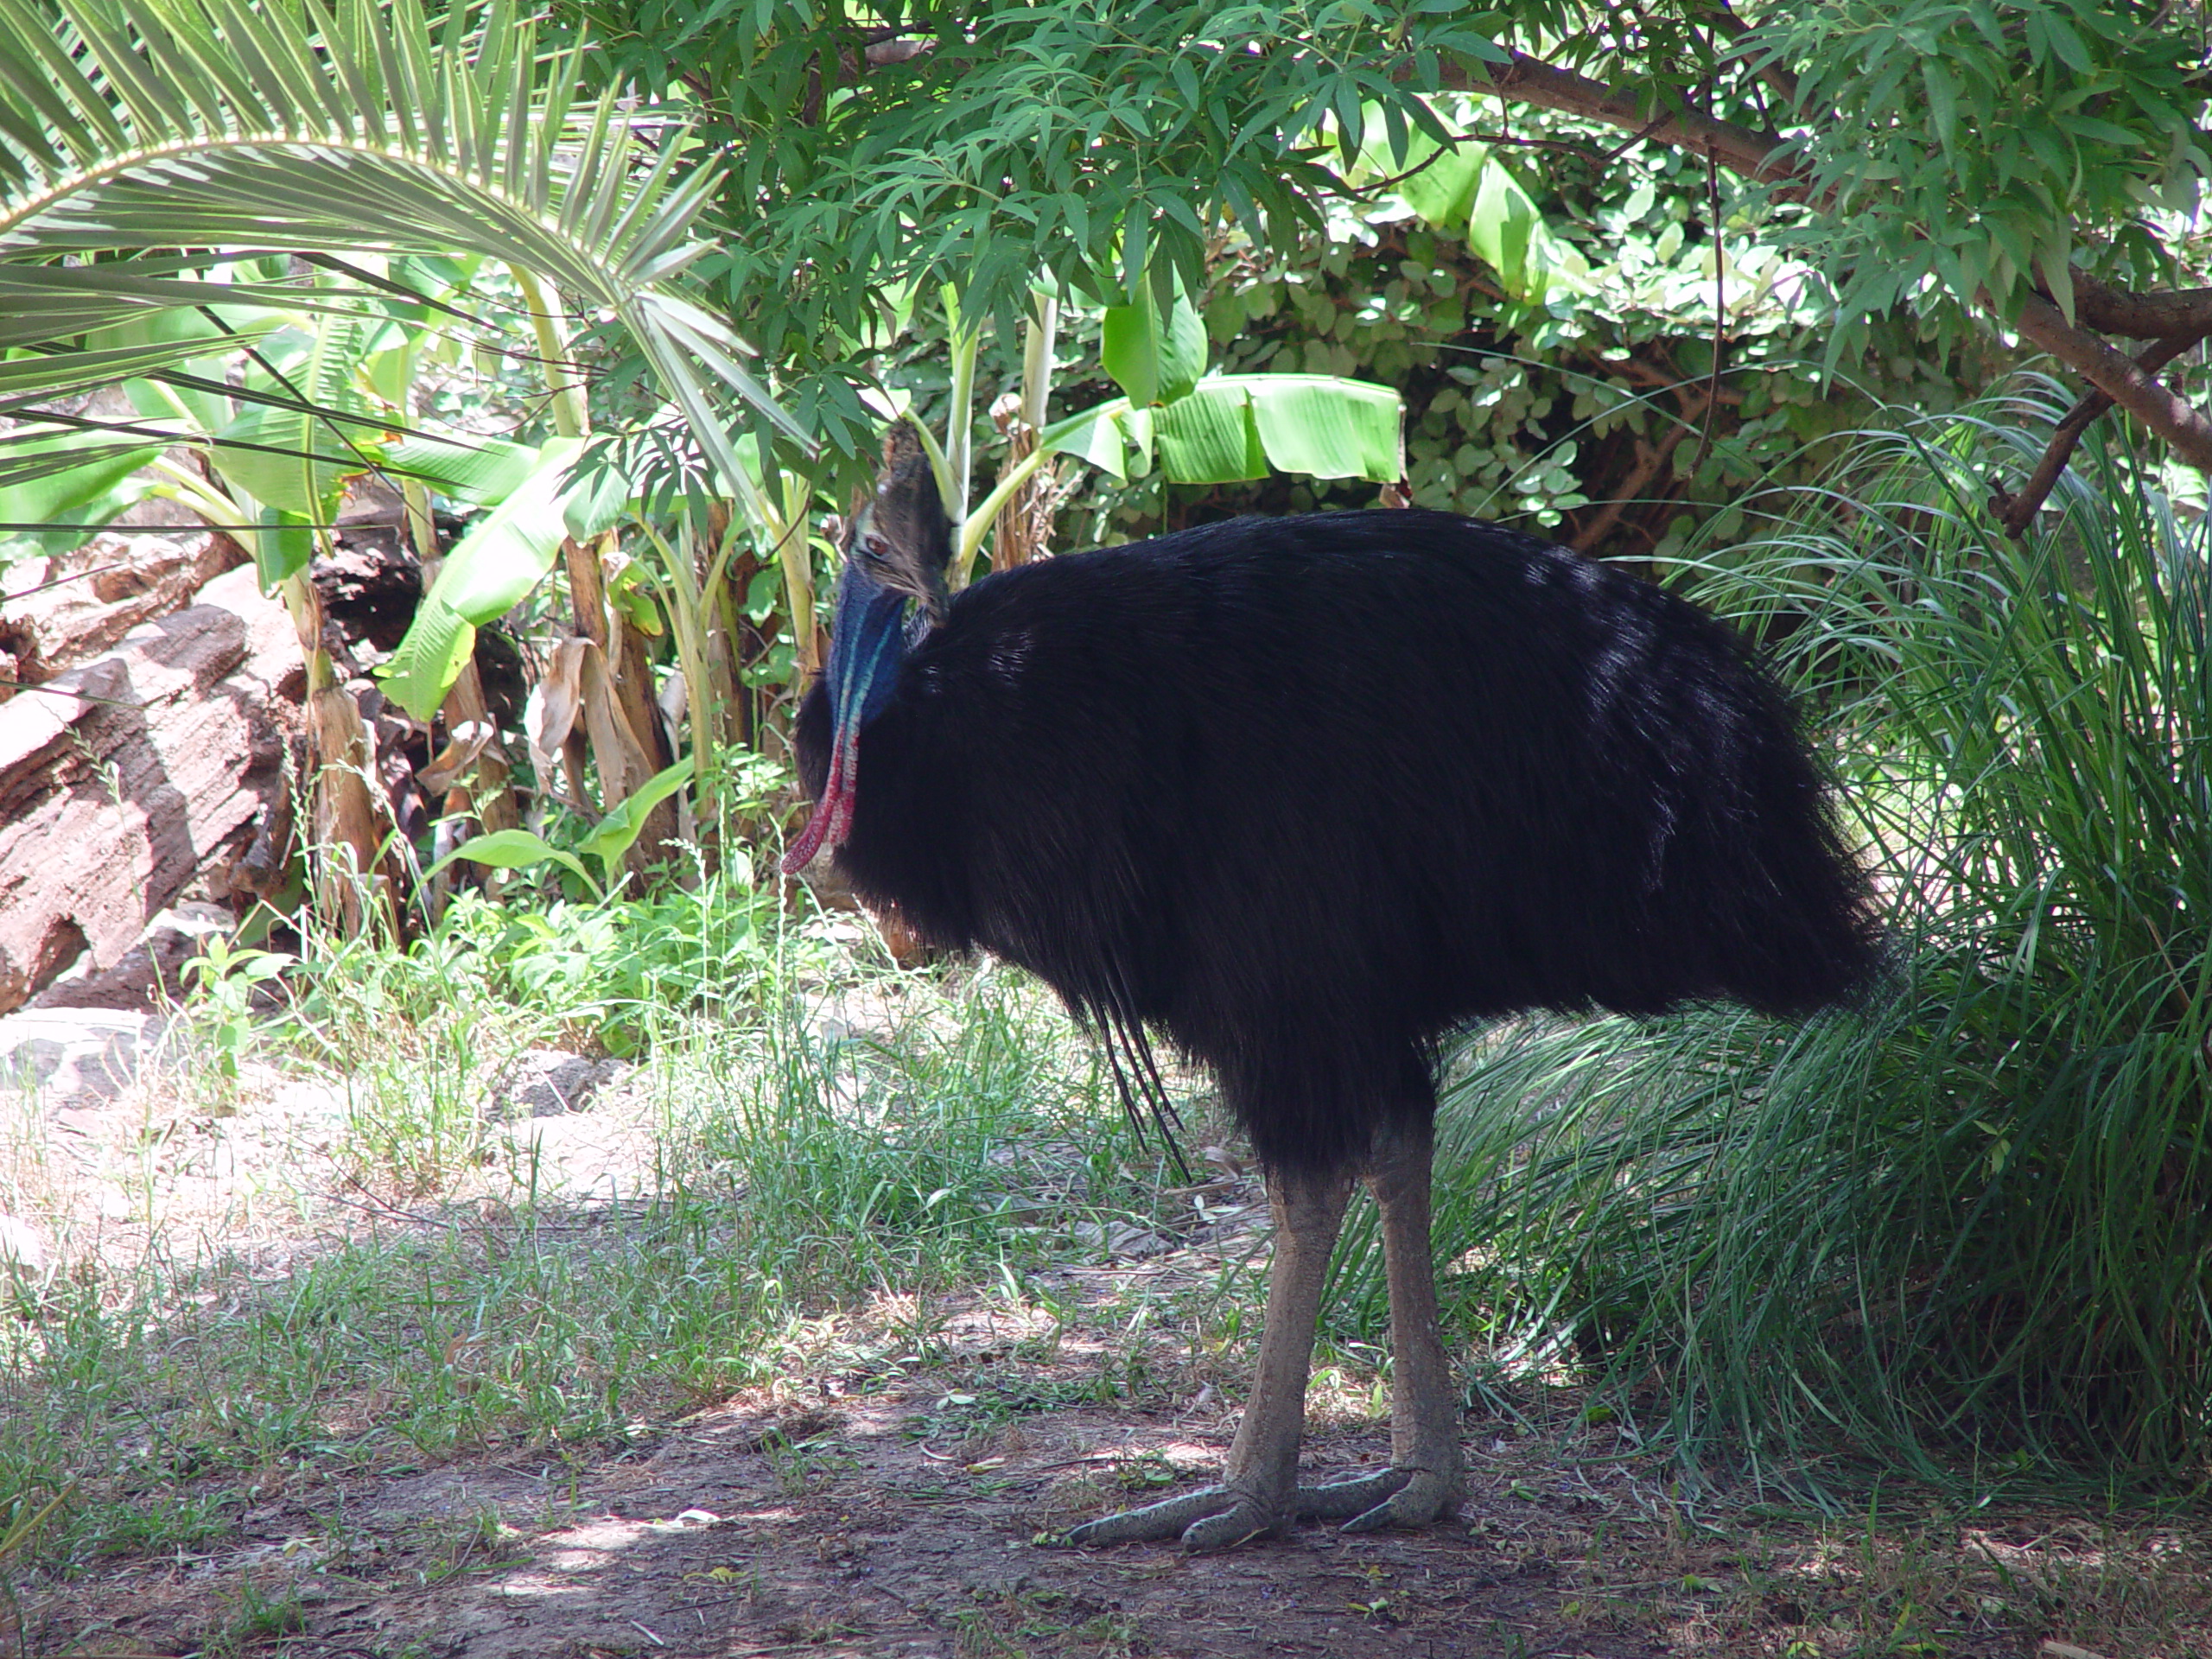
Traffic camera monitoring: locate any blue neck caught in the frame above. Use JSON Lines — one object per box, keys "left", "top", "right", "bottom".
{"left": 826, "top": 563, "right": 912, "bottom": 733}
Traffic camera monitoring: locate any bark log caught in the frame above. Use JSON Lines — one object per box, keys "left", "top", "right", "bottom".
{"left": 0, "top": 563, "right": 301, "bottom": 1014}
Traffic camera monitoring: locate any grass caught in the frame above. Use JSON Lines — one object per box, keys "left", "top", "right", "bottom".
{"left": 2, "top": 897, "right": 2205, "bottom": 1655}
{"left": 0, "top": 892, "right": 1185, "bottom": 1574}
{"left": 1332, "top": 389, "right": 2212, "bottom": 1503}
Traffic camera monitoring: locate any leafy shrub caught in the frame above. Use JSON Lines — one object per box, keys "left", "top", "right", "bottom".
{"left": 1341, "top": 392, "right": 2212, "bottom": 1498}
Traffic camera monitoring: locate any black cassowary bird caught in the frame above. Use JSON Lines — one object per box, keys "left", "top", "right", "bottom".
{"left": 788, "top": 423, "right": 1878, "bottom": 1553}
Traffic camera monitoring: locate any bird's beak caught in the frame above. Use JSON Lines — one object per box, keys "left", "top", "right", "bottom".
{"left": 781, "top": 562, "right": 911, "bottom": 874}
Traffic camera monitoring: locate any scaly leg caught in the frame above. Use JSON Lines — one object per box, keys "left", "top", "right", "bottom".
{"left": 1297, "top": 1110, "right": 1464, "bottom": 1532}
{"left": 1066, "top": 1162, "right": 1353, "bottom": 1552}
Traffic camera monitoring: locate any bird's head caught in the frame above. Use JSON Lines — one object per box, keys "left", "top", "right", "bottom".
{"left": 782, "top": 420, "right": 954, "bottom": 874}
{"left": 840, "top": 419, "right": 954, "bottom": 623}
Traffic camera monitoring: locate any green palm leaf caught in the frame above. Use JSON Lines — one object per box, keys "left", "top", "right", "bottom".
{"left": 0, "top": 0, "right": 797, "bottom": 524}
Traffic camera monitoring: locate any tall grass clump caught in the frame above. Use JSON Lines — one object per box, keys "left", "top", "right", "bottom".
{"left": 1351, "top": 391, "right": 2212, "bottom": 1498}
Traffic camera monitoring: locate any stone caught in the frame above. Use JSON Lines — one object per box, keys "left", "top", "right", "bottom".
{"left": 0, "top": 1007, "right": 162, "bottom": 1101}
{"left": 0, "top": 562, "right": 300, "bottom": 1013}
{"left": 496, "top": 1049, "right": 627, "bottom": 1118}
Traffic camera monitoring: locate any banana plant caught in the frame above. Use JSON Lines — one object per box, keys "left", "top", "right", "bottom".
{"left": 905, "top": 275, "right": 1406, "bottom": 587}
{"left": 0, "top": 0, "right": 802, "bottom": 927}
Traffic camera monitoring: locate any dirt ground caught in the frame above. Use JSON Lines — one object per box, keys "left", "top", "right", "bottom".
{"left": 32, "top": 1315, "right": 2191, "bottom": 1659}
{"left": 45, "top": 1392, "right": 1681, "bottom": 1659}
{"left": 8, "top": 1009, "right": 2203, "bottom": 1659}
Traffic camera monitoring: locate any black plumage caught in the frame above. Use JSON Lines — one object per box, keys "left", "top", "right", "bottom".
{"left": 798, "top": 501, "right": 1873, "bottom": 1170}
{"left": 790, "top": 427, "right": 1878, "bottom": 1549}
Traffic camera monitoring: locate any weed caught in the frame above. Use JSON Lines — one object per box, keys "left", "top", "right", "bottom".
{"left": 205, "top": 1576, "right": 305, "bottom": 1656}
{"left": 177, "top": 938, "right": 293, "bottom": 1096}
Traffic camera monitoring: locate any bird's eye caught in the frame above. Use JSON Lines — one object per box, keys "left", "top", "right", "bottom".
{"left": 861, "top": 535, "right": 891, "bottom": 566}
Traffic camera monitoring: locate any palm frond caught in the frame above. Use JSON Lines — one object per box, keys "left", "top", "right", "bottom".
{"left": 0, "top": 0, "right": 796, "bottom": 465}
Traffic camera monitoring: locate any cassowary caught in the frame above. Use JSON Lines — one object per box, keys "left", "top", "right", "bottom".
{"left": 788, "top": 423, "right": 1878, "bottom": 1552}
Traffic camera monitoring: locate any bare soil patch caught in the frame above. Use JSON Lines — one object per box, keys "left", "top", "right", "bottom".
{"left": 31, "top": 1331, "right": 2209, "bottom": 1659}
{"left": 32, "top": 1378, "right": 1706, "bottom": 1658}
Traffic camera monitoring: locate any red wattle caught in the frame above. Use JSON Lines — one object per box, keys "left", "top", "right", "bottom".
{"left": 781, "top": 724, "right": 863, "bottom": 874}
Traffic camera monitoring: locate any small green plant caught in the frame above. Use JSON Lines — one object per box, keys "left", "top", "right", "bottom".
{"left": 206, "top": 1576, "right": 305, "bottom": 1656}
{"left": 179, "top": 937, "right": 293, "bottom": 1084}
{"left": 424, "top": 757, "right": 696, "bottom": 901}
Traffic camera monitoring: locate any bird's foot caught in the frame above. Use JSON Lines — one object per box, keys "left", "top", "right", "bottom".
{"left": 1065, "top": 1465, "right": 1456, "bottom": 1552}
{"left": 1064, "top": 1484, "right": 1286, "bottom": 1552}
{"left": 1296, "top": 1465, "right": 1460, "bottom": 1534}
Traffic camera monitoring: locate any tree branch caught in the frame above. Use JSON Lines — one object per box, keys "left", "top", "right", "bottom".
{"left": 1991, "top": 333, "right": 2208, "bottom": 534}
{"left": 1572, "top": 424, "right": 1691, "bottom": 554}
{"left": 1447, "top": 47, "right": 2212, "bottom": 474}
{"left": 1705, "top": 1, "right": 1803, "bottom": 115}
{"left": 1449, "top": 50, "right": 1804, "bottom": 191}
{"left": 2068, "top": 270, "right": 2212, "bottom": 339}
{"left": 2007, "top": 294, "right": 2212, "bottom": 471}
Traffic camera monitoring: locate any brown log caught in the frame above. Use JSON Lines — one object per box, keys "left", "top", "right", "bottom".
{"left": 0, "top": 563, "right": 301, "bottom": 1014}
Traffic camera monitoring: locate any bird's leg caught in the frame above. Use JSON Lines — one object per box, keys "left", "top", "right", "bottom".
{"left": 1066, "top": 1163, "right": 1353, "bottom": 1552}
{"left": 1296, "top": 1111, "right": 1464, "bottom": 1533}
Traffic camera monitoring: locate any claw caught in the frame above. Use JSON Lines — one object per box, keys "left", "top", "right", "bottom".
{"left": 1335, "top": 1468, "right": 1461, "bottom": 1535}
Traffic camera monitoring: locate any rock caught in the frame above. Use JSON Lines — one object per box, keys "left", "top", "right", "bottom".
{"left": 496, "top": 1050, "right": 627, "bottom": 1118}
{"left": 0, "top": 1211, "right": 46, "bottom": 1277}
{"left": 0, "top": 500, "right": 248, "bottom": 688}
{"left": 29, "top": 901, "right": 233, "bottom": 1011}
{"left": 1071, "top": 1219, "right": 1173, "bottom": 1259}
{"left": 0, "top": 562, "right": 301, "bottom": 1013}
{"left": 0, "top": 1007, "right": 162, "bottom": 1102}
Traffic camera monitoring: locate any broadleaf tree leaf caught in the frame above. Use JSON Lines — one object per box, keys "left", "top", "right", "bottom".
{"left": 254, "top": 506, "right": 316, "bottom": 588}
{"left": 374, "top": 435, "right": 587, "bottom": 718}
{"left": 1101, "top": 280, "right": 1207, "bottom": 407}
{"left": 578, "top": 757, "right": 691, "bottom": 874}
{"left": 383, "top": 433, "right": 543, "bottom": 505}
{"left": 374, "top": 596, "right": 476, "bottom": 723}
{"left": 1241, "top": 375, "right": 1403, "bottom": 482}
{"left": 1037, "top": 397, "right": 1135, "bottom": 480}
{"left": 420, "top": 435, "right": 586, "bottom": 620}
{"left": 1396, "top": 133, "right": 1488, "bottom": 230}
{"left": 0, "top": 429, "right": 160, "bottom": 518}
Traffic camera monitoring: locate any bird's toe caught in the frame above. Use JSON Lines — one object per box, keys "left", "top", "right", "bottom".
{"left": 1178, "top": 1498, "right": 1282, "bottom": 1554}
{"left": 1294, "top": 1466, "right": 1411, "bottom": 1520}
{"left": 1065, "top": 1484, "right": 1247, "bottom": 1548}
{"left": 1334, "top": 1467, "right": 1461, "bottom": 1535}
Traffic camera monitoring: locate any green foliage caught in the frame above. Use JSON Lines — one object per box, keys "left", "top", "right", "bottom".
{"left": 557, "top": 0, "right": 1503, "bottom": 442}
{"left": 1766, "top": 0, "right": 2212, "bottom": 346}
{"left": 426, "top": 870, "right": 789, "bottom": 1059}
{"left": 177, "top": 938, "right": 292, "bottom": 1084}
{"left": 429, "top": 759, "right": 698, "bottom": 900}
{"left": 377, "top": 436, "right": 594, "bottom": 721}
{"left": 0, "top": 0, "right": 798, "bottom": 548}
{"left": 1337, "top": 394, "right": 2212, "bottom": 1498}
{"left": 552, "top": 0, "right": 2211, "bottom": 490}
{"left": 1057, "top": 99, "right": 1986, "bottom": 546}
{"left": 0, "top": 428, "right": 157, "bottom": 564}
{"left": 1100, "top": 283, "right": 1207, "bottom": 410}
